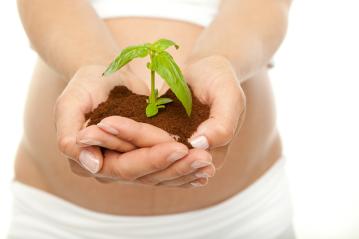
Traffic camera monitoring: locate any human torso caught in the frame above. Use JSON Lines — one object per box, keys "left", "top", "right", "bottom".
{"left": 15, "top": 18, "right": 282, "bottom": 215}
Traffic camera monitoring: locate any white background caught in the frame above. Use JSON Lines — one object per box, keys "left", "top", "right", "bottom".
{"left": 0, "top": 0, "right": 358, "bottom": 238}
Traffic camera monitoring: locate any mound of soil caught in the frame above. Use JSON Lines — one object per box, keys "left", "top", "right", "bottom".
{"left": 86, "top": 86, "right": 210, "bottom": 148}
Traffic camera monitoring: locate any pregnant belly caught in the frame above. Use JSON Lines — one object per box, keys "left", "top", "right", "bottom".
{"left": 15, "top": 17, "right": 282, "bottom": 215}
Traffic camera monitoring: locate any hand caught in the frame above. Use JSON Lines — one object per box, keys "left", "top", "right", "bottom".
{"left": 54, "top": 65, "right": 149, "bottom": 176}
{"left": 182, "top": 55, "right": 246, "bottom": 168}
{"left": 55, "top": 65, "right": 215, "bottom": 187}
{"left": 75, "top": 55, "right": 244, "bottom": 185}
{"left": 78, "top": 116, "right": 215, "bottom": 188}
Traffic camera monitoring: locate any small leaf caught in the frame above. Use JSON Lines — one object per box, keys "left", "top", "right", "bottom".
{"left": 157, "top": 105, "right": 165, "bottom": 109}
{"left": 155, "top": 89, "right": 159, "bottom": 98}
{"left": 103, "top": 45, "right": 149, "bottom": 76}
{"left": 151, "top": 52, "right": 192, "bottom": 116}
{"left": 151, "top": 39, "right": 179, "bottom": 52}
{"left": 156, "top": 97, "right": 173, "bottom": 106}
{"left": 145, "top": 103, "right": 158, "bottom": 117}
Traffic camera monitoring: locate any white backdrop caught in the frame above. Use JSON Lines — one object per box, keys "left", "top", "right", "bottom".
{"left": 1, "top": 1, "right": 359, "bottom": 238}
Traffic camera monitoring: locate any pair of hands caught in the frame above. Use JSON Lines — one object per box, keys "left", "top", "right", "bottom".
{"left": 54, "top": 56, "right": 246, "bottom": 188}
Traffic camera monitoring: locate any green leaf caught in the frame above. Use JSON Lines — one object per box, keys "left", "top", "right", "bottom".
{"left": 154, "top": 89, "right": 159, "bottom": 98}
{"left": 156, "top": 97, "right": 173, "bottom": 106}
{"left": 151, "top": 52, "right": 192, "bottom": 116}
{"left": 103, "top": 45, "right": 149, "bottom": 76}
{"left": 151, "top": 39, "right": 179, "bottom": 52}
{"left": 145, "top": 103, "right": 158, "bottom": 117}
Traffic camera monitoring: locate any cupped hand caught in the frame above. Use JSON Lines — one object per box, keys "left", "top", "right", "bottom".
{"left": 183, "top": 55, "right": 246, "bottom": 168}
{"left": 80, "top": 116, "right": 215, "bottom": 188}
{"left": 55, "top": 65, "right": 215, "bottom": 188}
{"left": 54, "top": 65, "right": 149, "bottom": 176}
{"left": 74, "top": 55, "right": 245, "bottom": 184}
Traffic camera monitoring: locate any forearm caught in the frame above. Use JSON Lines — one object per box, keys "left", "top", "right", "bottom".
{"left": 17, "top": 0, "right": 119, "bottom": 79}
{"left": 188, "top": 0, "right": 291, "bottom": 82}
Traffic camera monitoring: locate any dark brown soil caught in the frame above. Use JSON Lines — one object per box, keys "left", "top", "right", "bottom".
{"left": 85, "top": 86, "right": 210, "bottom": 148}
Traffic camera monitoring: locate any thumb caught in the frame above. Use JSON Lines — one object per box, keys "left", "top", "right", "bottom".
{"left": 188, "top": 83, "right": 246, "bottom": 149}
{"left": 55, "top": 85, "right": 103, "bottom": 174}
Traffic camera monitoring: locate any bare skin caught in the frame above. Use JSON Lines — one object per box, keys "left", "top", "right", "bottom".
{"left": 16, "top": 0, "right": 290, "bottom": 215}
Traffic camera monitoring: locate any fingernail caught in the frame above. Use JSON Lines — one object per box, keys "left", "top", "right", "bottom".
{"left": 167, "top": 150, "right": 188, "bottom": 162}
{"left": 79, "top": 138, "right": 102, "bottom": 146}
{"left": 79, "top": 150, "right": 100, "bottom": 174}
{"left": 97, "top": 122, "right": 119, "bottom": 135}
{"left": 189, "top": 136, "right": 209, "bottom": 149}
{"left": 195, "top": 172, "right": 209, "bottom": 178}
{"left": 191, "top": 160, "right": 211, "bottom": 169}
{"left": 191, "top": 182, "right": 204, "bottom": 187}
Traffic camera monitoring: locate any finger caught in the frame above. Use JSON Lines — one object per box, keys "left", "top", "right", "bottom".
{"left": 155, "top": 164, "right": 215, "bottom": 187}
{"left": 77, "top": 146, "right": 104, "bottom": 174}
{"left": 97, "top": 116, "right": 176, "bottom": 147}
{"left": 189, "top": 80, "right": 246, "bottom": 149}
{"left": 136, "top": 149, "right": 213, "bottom": 185}
{"left": 97, "top": 142, "right": 188, "bottom": 180}
{"left": 77, "top": 125, "right": 136, "bottom": 152}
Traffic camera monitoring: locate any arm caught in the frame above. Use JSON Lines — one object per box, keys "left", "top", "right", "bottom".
{"left": 17, "top": 0, "right": 119, "bottom": 79}
{"left": 180, "top": 0, "right": 291, "bottom": 166}
{"left": 188, "top": 0, "right": 291, "bottom": 82}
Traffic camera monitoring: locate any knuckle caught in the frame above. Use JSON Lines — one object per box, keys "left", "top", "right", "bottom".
{"left": 114, "top": 166, "right": 136, "bottom": 181}
{"left": 117, "top": 143, "right": 136, "bottom": 152}
{"left": 58, "top": 135, "right": 74, "bottom": 154}
{"left": 130, "top": 123, "right": 144, "bottom": 144}
{"left": 149, "top": 158, "right": 166, "bottom": 171}
{"left": 104, "top": 154, "right": 137, "bottom": 181}
{"left": 173, "top": 166, "right": 189, "bottom": 177}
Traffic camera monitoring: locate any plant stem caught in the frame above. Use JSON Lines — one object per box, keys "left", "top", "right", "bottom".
{"left": 150, "top": 69, "right": 155, "bottom": 103}
{"left": 149, "top": 52, "right": 156, "bottom": 104}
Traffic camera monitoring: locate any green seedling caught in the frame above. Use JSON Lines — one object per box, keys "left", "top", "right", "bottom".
{"left": 102, "top": 39, "right": 192, "bottom": 117}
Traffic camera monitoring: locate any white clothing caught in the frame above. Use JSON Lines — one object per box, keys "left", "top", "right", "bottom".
{"left": 90, "top": 0, "right": 221, "bottom": 26}
{"left": 8, "top": 158, "right": 295, "bottom": 239}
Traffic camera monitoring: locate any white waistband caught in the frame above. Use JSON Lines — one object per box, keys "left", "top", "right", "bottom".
{"left": 9, "top": 158, "right": 292, "bottom": 239}
{"left": 90, "top": 0, "right": 220, "bottom": 27}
